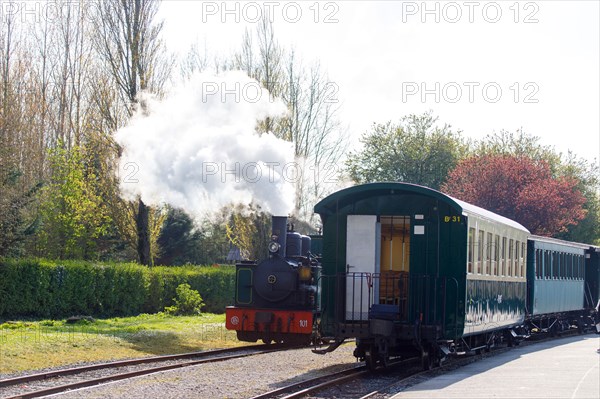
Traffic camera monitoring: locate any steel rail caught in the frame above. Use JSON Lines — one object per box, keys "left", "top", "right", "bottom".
{"left": 0, "top": 343, "right": 278, "bottom": 388}
{"left": 1, "top": 344, "right": 291, "bottom": 399}
{"left": 248, "top": 365, "right": 368, "bottom": 399}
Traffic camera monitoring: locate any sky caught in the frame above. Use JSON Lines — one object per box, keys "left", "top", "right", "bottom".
{"left": 158, "top": 0, "right": 600, "bottom": 165}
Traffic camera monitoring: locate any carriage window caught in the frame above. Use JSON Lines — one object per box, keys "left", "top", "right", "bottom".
{"left": 544, "top": 251, "right": 552, "bottom": 279}
{"left": 515, "top": 242, "right": 520, "bottom": 277}
{"left": 535, "top": 249, "right": 542, "bottom": 278}
{"left": 486, "top": 232, "right": 493, "bottom": 275}
{"left": 508, "top": 239, "right": 514, "bottom": 276}
{"left": 520, "top": 242, "right": 525, "bottom": 276}
{"left": 478, "top": 230, "right": 484, "bottom": 274}
{"left": 494, "top": 235, "right": 500, "bottom": 276}
{"left": 552, "top": 252, "right": 559, "bottom": 279}
{"left": 567, "top": 254, "right": 572, "bottom": 279}
{"left": 468, "top": 228, "right": 475, "bottom": 273}
{"left": 501, "top": 237, "right": 507, "bottom": 276}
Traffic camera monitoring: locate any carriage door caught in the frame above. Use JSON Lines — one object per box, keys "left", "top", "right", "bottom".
{"left": 346, "top": 215, "right": 379, "bottom": 321}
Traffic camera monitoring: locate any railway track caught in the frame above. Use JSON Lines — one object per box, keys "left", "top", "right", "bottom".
{"left": 248, "top": 332, "right": 583, "bottom": 399}
{"left": 248, "top": 364, "right": 369, "bottom": 399}
{"left": 248, "top": 356, "right": 426, "bottom": 399}
{"left": 0, "top": 344, "right": 291, "bottom": 399}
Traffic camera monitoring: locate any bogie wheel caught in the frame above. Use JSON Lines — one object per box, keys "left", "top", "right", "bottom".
{"left": 421, "top": 350, "right": 433, "bottom": 371}
{"left": 577, "top": 320, "right": 584, "bottom": 335}
{"left": 365, "top": 348, "right": 377, "bottom": 371}
{"left": 365, "top": 346, "right": 389, "bottom": 371}
{"left": 507, "top": 335, "right": 514, "bottom": 347}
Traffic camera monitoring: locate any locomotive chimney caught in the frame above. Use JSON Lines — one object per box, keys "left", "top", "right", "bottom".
{"left": 271, "top": 216, "right": 287, "bottom": 257}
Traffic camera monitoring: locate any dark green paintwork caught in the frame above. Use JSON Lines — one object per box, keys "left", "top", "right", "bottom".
{"left": 465, "top": 279, "right": 526, "bottom": 335}
{"left": 585, "top": 248, "right": 600, "bottom": 308}
{"left": 309, "top": 234, "right": 323, "bottom": 256}
{"left": 236, "top": 267, "right": 253, "bottom": 304}
{"left": 314, "top": 183, "right": 467, "bottom": 339}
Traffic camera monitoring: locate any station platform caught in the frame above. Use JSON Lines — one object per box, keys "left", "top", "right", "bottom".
{"left": 392, "top": 335, "right": 600, "bottom": 399}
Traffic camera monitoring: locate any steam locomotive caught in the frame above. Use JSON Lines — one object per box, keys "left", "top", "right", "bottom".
{"left": 225, "top": 216, "right": 321, "bottom": 344}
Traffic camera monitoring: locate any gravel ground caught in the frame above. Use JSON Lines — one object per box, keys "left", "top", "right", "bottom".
{"left": 52, "top": 344, "right": 358, "bottom": 399}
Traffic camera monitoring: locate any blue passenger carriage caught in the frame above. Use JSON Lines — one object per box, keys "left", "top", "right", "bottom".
{"left": 526, "top": 237, "right": 600, "bottom": 333}
{"left": 527, "top": 237, "right": 586, "bottom": 328}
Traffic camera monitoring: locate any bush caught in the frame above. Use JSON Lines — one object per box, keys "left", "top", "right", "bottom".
{"left": 0, "top": 259, "right": 235, "bottom": 319}
{"left": 164, "top": 284, "right": 204, "bottom": 315}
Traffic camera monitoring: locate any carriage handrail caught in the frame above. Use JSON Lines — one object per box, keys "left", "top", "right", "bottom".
{"left": 316, "top": 272, "right": 461, "bottom": 337}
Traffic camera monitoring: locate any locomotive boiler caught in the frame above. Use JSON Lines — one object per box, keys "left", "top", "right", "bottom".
{"left": 225, "top": 216, "right": 321, "bottom": 344}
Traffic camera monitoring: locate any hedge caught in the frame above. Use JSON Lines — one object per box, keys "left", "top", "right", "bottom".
{"left": 0, "top": 259, "right": 235, "bottom": 319}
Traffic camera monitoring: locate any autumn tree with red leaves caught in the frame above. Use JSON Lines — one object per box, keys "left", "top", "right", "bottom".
{"left": 441, "top": 155, "right": 587, "bottom": 236}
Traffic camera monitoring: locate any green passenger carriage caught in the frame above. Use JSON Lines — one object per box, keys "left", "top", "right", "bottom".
{"left": 313, "top": 182, "right": 530, "bottom": 368}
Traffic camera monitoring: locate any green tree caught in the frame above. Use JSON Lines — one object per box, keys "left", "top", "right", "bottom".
{"left": 346, "top": 112, "right": 467, "bottom": 190}
{"left": 555, "top": 153, "right": 600, "bottom": 244}
{"left": 0, "top": 170, "right": 42, "bottom": 257}
{"left": 473, "top": 129, "right": 561, "bottom": 165}
{"left": 195, "top": 216, "right": 230, "bottom": 264}
{"left": 37, "top": 145, "right": 112, "bottom": 259}
{"left": 156, "top": 208, "right": 204, "bottom": 265}
{"left": 225, "top": 203, "right": 271, "bottom": 261}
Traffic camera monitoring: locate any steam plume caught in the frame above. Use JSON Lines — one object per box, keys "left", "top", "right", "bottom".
{"left": 114, "top": 71, "right": 295, "bottom": 217}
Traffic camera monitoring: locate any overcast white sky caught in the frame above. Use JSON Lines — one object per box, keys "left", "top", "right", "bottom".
{"left": 158, "top": 1, "right": 600, "bottom": 164}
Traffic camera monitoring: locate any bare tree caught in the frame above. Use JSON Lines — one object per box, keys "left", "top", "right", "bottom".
{"left": 180, "top": 40, "right": 210, "bottom": 79}
{"left": 229, "top": 16, "right": 347, "bottom": 222}
{"left": 232, "top": 16, "right": 283, "bottom": 135}
{"left": 92, "top": 0, "right": 171, "bottom": 265}
{"left": 0, "top": 13, "right": 20, "bottom": 174}
{"left": 0, "top": 14, "right": 46, "bottom": 256}
{"left": 280, "top": 55, "right": 347, "bottom": 220}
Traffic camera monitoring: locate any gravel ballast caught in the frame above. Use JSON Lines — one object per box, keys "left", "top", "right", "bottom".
{"left": 55, "top": 344, "right": 358, "bottom": 399}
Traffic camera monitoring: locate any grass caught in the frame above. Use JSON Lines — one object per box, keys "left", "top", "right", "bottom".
{"left": 0, "top": 313, "right": 245, "bottom": 375}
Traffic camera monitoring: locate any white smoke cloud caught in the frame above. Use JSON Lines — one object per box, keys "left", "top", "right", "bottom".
{"left": 114, "top": 71, "right": 295, "bottom": 217}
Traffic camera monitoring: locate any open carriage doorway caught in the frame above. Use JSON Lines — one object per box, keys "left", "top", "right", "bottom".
{"left": 345, "top": 215, "right": 411, "bottom": 321}
{"left": 379, "top": 216, "right": 410, "bottom": 316}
